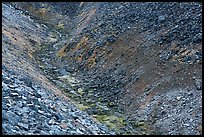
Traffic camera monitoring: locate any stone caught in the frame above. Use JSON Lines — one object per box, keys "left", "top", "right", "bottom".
{"left": 50, "top": 125, "right": 62, "bottom": 135}
{"left": 27, "top": 103, "right": 34, "bottom": 107}
{"left": 38, "top": 98, "right": 41, "bottom": 102}
{"left": 10, "top": 92, "right": 19, "bottom": 96}
{"left": 61, "top": 107, "right": 68, "bottom": 112}
{"left": 158, "top": 15, "right": 166, "bottom": 22}
{"left": 183, "top": 123, "right": 190, "bottom": 127}
{"left": 77, "top": 88, "right": 84, "bottom": 95}
{"left": 195, "top": 79, "right": 202, "bottom": 90}
{"left": 38, "top": 110, "right": 44, "bottom": 114}
{"left": 21, "top": 107, "right": 29, "bottom": 113}
{"left": 8, "top": 84, "right": 18, "bottom": 88}
{"left": 34, "top": 93, "right": 42, "bottom": 98}
{"left": 6, "top": 111, "right": 20, "bottom": 125}
{"left": 54, "top": 113, "right": 63, "bottom": 121}
{"left": 40, "top": 130, "right": 49, "bottom": 135}
{"left": 20, "top": 76, "right": 33, "bottom": 88}
{"left": 48, "top": 118, "right": 56, "bottom": 125}
{"left": 6, "top": 103, "right": 12, "bottom": 107}
{"left": 107, "top": 35, "right": 117, "bottom": 43}
{"left": 2, "top": 82, "right": 9, "bottom": 91}
{"left": 2, "top": 124, "right": 13, "bottom": 134}
{"left": 18, "top": 123, "right": 29, "bottom": 130}
{"left": 176, "top": 96, "right": 181, "bottom": 100}
{"left": 3, "top": 96, "right": 10, "bottom": 99}
{"left": 22, "top": 117, "right": 29, "bottom": 123}
{"left": 4, "top": 77, "right": 11, "bottom": 84}
{"left": 22, "top": 96, "right": 27, "bottom": 100}
{"left": 60, "top": 120, "right": 68, "bottom": 129}
{"left": 76, "top": 128, "right": 84, "bottom": 134}
{"left": 192, "top": 33, "right": 202, "bottom": 43}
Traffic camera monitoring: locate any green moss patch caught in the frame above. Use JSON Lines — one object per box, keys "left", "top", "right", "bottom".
{"left": 94, "top": 114, "right": 125, "bottom": 132}
{"left": 55, "top": 23, "right": 64, "bottom": 30}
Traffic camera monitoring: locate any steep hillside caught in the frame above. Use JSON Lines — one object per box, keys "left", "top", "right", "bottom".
{"left": 2, "top": 2, "right": 202, "bottom": 135}
{"left": 2, "top": 3, "right": 115, "bottom": 135}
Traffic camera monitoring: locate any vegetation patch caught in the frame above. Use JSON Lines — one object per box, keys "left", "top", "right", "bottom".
{"left": 56, "top": 46, "right": 68, "bottom": 58}
{"left": 55, "top": 23, "right": 65, "bottom": 30}
{"left": 76, "top": 103, "right": 91, "bottom": 111}
{"left": 77, "top": 88, "right": 84, "bottom": 95}
{"left": 86, "top": 50, "right": 97, "bottom": 68}
{"left": 93, "top": 114, "right": 125, "bottom": 133}
{"left": 73, "top": 35, "right": 89, "bottom": 52}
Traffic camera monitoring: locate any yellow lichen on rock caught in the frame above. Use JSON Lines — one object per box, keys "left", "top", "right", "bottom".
{"left": 55, "top": 23, "right": 64, "bottom": 30}
{"left": 87, "top": 50, "right": 97, "bottom": 68}
{"left": 73, "top": 36, "right": 89, "bottom": 52}
{"left": 56, "top": 46, "right": 67, "bottom": 58}
{"left": 37, "top": 8, "right": 49, "bottom": 17}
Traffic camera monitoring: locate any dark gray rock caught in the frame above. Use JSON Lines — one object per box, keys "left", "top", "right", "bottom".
{"left": 19, "top": 75, "right": 33, "bottom": 88}
{"left": 54, "top": 113, "right": 64, "bottom": 121}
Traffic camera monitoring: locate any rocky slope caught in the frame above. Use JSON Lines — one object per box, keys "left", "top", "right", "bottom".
{"left": 2, "top": 3, "right": 115, "bottom": 135}
{"left": 2, "top": 2, "right": 202, "bottom": 135}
